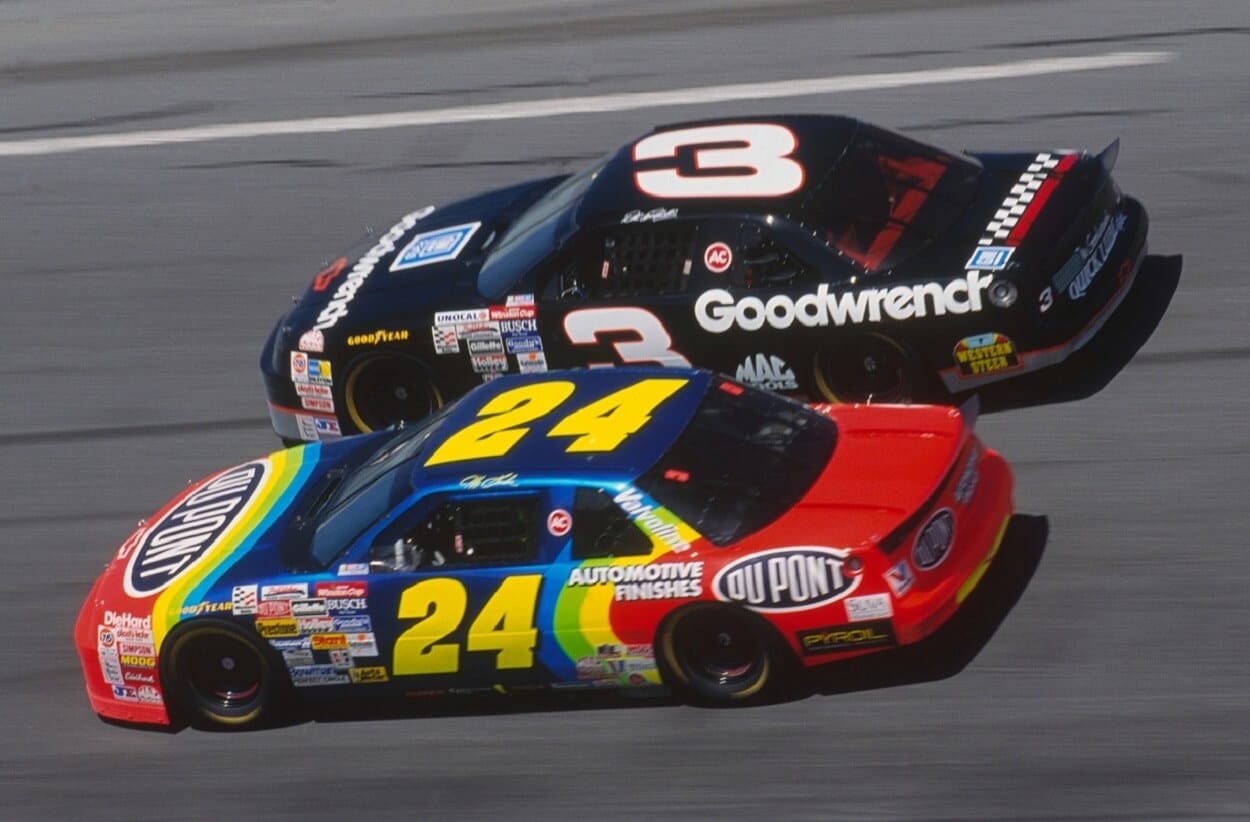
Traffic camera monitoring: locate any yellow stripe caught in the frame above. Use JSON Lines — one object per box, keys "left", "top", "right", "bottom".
{"left": 956, "top": 513, "right": 1011, "bottom": 604}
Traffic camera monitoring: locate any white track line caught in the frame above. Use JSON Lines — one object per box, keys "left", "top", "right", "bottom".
{"left": 0, "top": 51, "right": 1173, "bottom": 158}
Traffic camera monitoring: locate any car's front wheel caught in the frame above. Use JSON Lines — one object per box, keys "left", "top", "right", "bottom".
{"left": 345, "top": 353, "right": 443, "bottom": 433}
{"left": 813, "top": 333, "right": 914, "bottom": 403}
{"left": 161, "top": 621, "right": 286, "bottom": 730}
{"left": 657, "top": 604, "right": 792, "bottom": 705}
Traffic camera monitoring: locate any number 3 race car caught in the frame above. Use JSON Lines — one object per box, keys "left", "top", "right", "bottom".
{"left": 261, "top": 114, "right": 1166, "bottom": 443}
{"left": 78, "top": 367, "right": 1025, "bottom": 729}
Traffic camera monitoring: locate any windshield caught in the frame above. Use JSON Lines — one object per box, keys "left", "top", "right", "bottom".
{"left": 477, "top": 154, "right": 611, "bottom": 298}
{"left": 308, "top": 409, "right": 449, "bottom": 566}
{"left": 635, "top": 379, "right": 836, "bottom": 546}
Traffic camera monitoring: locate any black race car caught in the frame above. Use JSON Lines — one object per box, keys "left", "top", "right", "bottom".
{"left": 261, "top": 114, "right": 1167, "bottom": 443}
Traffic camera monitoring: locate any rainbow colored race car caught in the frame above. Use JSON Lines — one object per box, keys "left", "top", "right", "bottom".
{"left": 76, "top": 367, "right": 1019, "bottom": 730}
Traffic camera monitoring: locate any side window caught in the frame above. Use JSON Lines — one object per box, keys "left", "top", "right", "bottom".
{"left": 736, "top": 224, "right": 817, "bottom": 289}
{"left": 547, "top": 224, "right": 697, "bottom": 302}
{"left": 370, "top": 494, "right": 541, "bottom": 572}
{"left": 570, "top": 487, "right": 652, "bottom": 560}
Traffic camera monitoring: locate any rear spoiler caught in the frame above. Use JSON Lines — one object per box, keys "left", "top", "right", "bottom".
{"left": 1097, "top": 138, "right": 1120, "bottom": 174}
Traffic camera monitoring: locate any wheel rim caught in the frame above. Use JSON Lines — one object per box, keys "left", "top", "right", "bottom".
{"left": 346, "top": 355, "right": 441, "bottom": 432}
{"left": 183, "top": 634, "right": 265, "bottom": 716}
{"left": 675, "top": 609, "right": 766, "bottom": 691}
{"left": 815, "top": 335, "right": 910, "bottom": 403}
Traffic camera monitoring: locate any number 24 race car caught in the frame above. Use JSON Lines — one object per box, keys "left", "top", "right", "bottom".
{"left": 261, "top": 113, "right": 1167, "bottom": 443}
{"left": 78, "top": 367, "right": 1027, "bottom": 730}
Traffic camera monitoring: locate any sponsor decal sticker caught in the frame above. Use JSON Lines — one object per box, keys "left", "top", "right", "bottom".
{"left": 435, "top": 308, "right": 489, "bottom": 326}
{"left": 797, "top": 620, "right": 896, "bottom": 655}
{"left": 262, "top": 583, "right": 309, "bottom": 600}
{"left": 324, "top": 597, "right": 368, "bottom": 614}
{"left": 315, "top": 207, "right": 434, "bottom": 330}
{"left": 289, "top": 598, "right": 328, "bottom": 617}
{"left": 391, "top": 222, "right": 481, "bottom": 271}
{"left": 704, "top": 242, "right": 733, "bottom": 273}
{"left": 298, "top": 328, "right": 325, "bottom": 352}
{"left": 547, "top": 509, "right": 572, "bottom": 537}
{"left": 314, "top": 418, "right": 341, "bottom": 437}
{"left": 614, "top": 486, "right": 690, "bottom": 552}
{"left": 295, "top": 382, "right": 332, "bottom": 399}
{"left": 954, "top": 444, "right": 980, "bottom": 505}
{"left": 123, "top": 669, "right": 156, "bottom": 685}
{"left": 347, "top": 328, "right": 410, "bottom": 347}
{"left": 332, "top": 615, "right": 373, "bottom": 633}
{"left": 290, "top": 351, "right": 308, "bottom": 381}
{"left": 913, "top": 509, "right": 955, "bottom": 571}
{"left": 516, "top": 350, "right": 547, "bottom": 374}
{"left": 296, "top": 615, "right": 336, "bottom": 634}
{"left": 124, "top": 461, "right": 269, "bottom": 598}
{"left": 179, "top": 601, "right": 231, "bottom": 617}
{"left": 965, "top": 246, "right": 1014, "bottom": 271}
{"left": 311, "top": 257, "right": 349, "bottom": 292}
{"left": 296, "top": 415, "right": 318, "bottom": 441}
{"left": 695, "top": 272, "right": 993, "bottom": 333}
{"left": 119, "top": 654, "right": 156, "bottom": 668}
{"left": 256, "top": 618, "right": 300, "bottom": 638}
{"left": 289, "top": 665, "right": 351, "bottom": 687}
{"left": 307, "top": 358, "right": 332, "bottom": 385}
{"left": 432, "top": 326, "right": 460, "bottom": 354}
{"left": 268, "top": 637, "right": 311, "bottom": 652}
{"left": 505, "top": 335, "right": 544, "bottom": 355}
{"left": 713, "top": 547, "right": 859, "bottom": 612}
{"left": 310, "top": 633, "right": 349, "bottom": 651}
{"left": 346, "top": 632, "right": 380, "bottom": 657}
{"left": 567, "top": 562, "right": 704, "bottom": 602}
{"left": 506, "top": 293, "right": 535, "bottom": 306}
{"left": 316, "top": 581, "right": 367, "bottom": 599}
{"left": 337, "top": 562, "right": 369, "bottom": 576}
{"left": 256, "top": 599, "right": 292, "bottom": 618}
{"left": 622, "top": 207, "right": 678, "bottom": 223}
{"left": 349, "top": 666, "right": 389, "bottom": 684}
{"left": 470, "top": 353, "right": 508, "bottom": 374}
{"left": 489, "top": 305, "right": 537, "bottom": 322}
{"left": 301, "top": 396, "right": 335, "bottom": 413}
{"left": 1058, "top": 211, "right": 1127, "bottom": 300}
{"left": 466, "top": 332, "right": 505, "bottom": 355}
{"left": 112, "top": 684, "right": 139, "bottom": 702}
{"left": 844, "top": 593, "right": 894, "bottom": 622}
{"left": 884, "top": 559, "right": 914, "bottom": 597}
{"left": 283, "top": 649, "right": 316, "bottom": 667}
{"left": 734, "top": 353, "right": 798, "bottom": 391}
{"left": 953, "top": 333, "right": 1020, "bottom": 378}
{"left": 118, "top": 639, "right": 156, "bottom": 657}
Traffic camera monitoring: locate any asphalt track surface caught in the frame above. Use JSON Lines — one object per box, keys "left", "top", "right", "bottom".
{"left": 2, "top": 1, "right": 1248, "bottom": 819}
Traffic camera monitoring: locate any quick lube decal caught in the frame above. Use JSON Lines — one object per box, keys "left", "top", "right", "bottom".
{"left": 313, "top": 206, "right": 434, "bottom": 330}
{"left": 713, "top": 547, "right": 860, "bottom": 612}
{"left": 124, "top": 461, "right": 271, "bottom": 597}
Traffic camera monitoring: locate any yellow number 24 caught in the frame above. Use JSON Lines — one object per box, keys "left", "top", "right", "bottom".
{"left": 393, "top": 575, "right": 543, "bottom": 676}
{"left": 425, "top": 377, "right": 687, "bottom": 466}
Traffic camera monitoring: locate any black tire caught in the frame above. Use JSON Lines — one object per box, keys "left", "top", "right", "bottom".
{"left": 344, "top": 353, "right": 443, "bottom": 433}
{"left": 161, "top": 621, "right": 286, "bottom": 730}
{"left": 813, "top": 333, "right": 913, "bottom": 403}
{"left": 657, "top": 604, "right": 791, "bottom": 706}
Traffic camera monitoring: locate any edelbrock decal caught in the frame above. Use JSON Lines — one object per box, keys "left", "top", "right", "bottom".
{"left": 313, "top": 206, "right": 434, "bottom": 330}
{"left": 124, "top": 460, "right": 270, "bottom": 597}
{"left": 713, "top": 547, "right": 860, "bottom": 612}
{"left": 694, "top": 271, "right": 993, "bottom": 333}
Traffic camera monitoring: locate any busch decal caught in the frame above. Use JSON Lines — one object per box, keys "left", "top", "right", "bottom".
{"left": 124, "top": 461, "right": 269, "bottom": 597}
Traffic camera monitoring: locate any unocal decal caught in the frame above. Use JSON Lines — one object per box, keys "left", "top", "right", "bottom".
{"left": 124, "top": 460, "right": 270, "bottom": 597}
{"left": 713, "top": 547, "right": 859, "bottom": 612}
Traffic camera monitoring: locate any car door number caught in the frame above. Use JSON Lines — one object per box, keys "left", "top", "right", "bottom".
{"left": 563, "top": 307, "right": 692, "bottom": 369}
{"left": 393, "top": 575, "right": 543, "bottom": 675}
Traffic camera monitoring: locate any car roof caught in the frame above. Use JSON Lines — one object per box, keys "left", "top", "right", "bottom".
{"left": 575, "top": 114, "right": 863, "bottom": 224}
{"left": 413, "top": 367, "right": 713, "bottom": 487}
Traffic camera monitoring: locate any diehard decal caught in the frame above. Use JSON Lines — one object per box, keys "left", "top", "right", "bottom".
{"left": 123, "top": 461, "right": 269, "bottom": 597}
{"left": 713, "top": 547, "right": 859, "bottom": 612}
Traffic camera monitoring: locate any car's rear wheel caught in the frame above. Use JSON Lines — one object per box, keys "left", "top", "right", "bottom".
{"left": 657, "top": 604, "right": 790, "bottom": 705}
{"left": 162, "top": 622, "right": 284, "bottom": 729}
{"left": 813, "top": 333, "right": 913, "bottom": 403}
{"left": 345, "top": 353, "right": 443, "bottom": 433}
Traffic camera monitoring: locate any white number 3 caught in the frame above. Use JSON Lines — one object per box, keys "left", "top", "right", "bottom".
{"left": 633, "top": 123, "right": 805, "bottom": 199}
{"left": 564, "top": 308, "right": 692, "bottom": 368}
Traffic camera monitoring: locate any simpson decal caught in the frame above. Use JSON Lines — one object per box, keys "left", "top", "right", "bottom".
{"left": 713, "top": 547, "right": 859, "bottom": 612}
{"left": 124, "top": 461, "right": 269, "bottom": 597}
